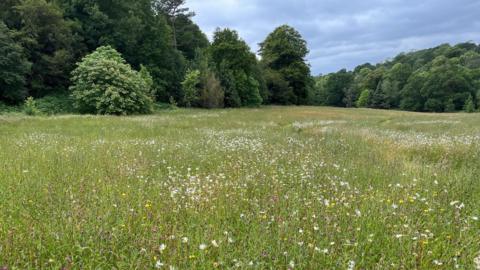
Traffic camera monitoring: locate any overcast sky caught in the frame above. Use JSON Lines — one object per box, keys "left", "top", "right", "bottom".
{"left": 188, "top": 0, "right": 480, "bottom": 75}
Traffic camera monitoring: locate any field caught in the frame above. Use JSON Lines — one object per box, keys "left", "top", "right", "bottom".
{"left": 0, "top": 107, "right": 479, "bottom": 269}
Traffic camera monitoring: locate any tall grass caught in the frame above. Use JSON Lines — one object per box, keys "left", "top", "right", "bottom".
{"left": 0, "top": 107, "right": 479, "bottom": 269}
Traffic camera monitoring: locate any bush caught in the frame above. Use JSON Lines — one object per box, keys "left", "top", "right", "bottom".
{"left": 70, "top": 46, "right": 153, "bottom": 115}
{"left": 23, "top": 97, "right": 39, "bottom": 116}
{"left": 424, "top": 98, "right": 444, "bottom": 112}
{"left": 182, "top": 69, "right": 201, "bottom": 107}
{"left": 356, "top": 89, "right": 370, "bottom": 108}
{"left": 35, "top": 94, "right": 76, "bottom": 115}
{"left": 444, "top": 99, "right": 456, "bottom": 112}
{"left": 198, "top": 70, "right": 224, "bottom": 109}
{"left": 0, "top": 101, "right": 21, "bottom": 114}
{"left": 464, "top": 95, "right": 476, "bottom": 113}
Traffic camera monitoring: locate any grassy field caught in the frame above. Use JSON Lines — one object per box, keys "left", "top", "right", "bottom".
{"left": 0, "top": 107, "right": 479, "bottom": 269}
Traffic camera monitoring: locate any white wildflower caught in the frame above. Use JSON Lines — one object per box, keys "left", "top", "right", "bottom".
{"left": 474, "top": 253, "right": 480, "bottom": 270}
{"left": 348, "top": 260, "right": 356, "bottom": 270}
{"left": 155, "top": 261, "right": 164, "bottom": 269}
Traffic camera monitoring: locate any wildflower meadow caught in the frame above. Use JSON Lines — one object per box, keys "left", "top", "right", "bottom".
{"left": 0, "top": 107, "right": 479, "bottom": 269}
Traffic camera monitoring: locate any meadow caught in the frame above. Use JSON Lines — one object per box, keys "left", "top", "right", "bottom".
{"left": 0, "top": 107, "right": 479, "bottom": 269}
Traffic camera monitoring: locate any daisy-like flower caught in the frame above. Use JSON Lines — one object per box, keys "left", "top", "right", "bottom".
{"left": 182, "top": 237, "right": 189, "bottom": 243}
{"left": 199, "top": 243, "right": 207, "bottom": 250}
{"left": 348, "top": 260, "right": 356, "bottom": 270}
{"left": 159, "top": 244, "right": 166, "bottom": 252}
{"left": 474, "top": 253, "right": 480, "bottom": 270}
{"left": 211, "top": 240, "right": 219, "bottom": 247}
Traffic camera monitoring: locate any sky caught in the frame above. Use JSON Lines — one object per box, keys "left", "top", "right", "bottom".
{"left": 188, "top": 0, "right": 480, "bottom": 75}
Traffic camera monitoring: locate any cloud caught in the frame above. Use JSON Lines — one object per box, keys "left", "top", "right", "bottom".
{"left": 188, "top": 0, "right": 480, "bottom": 74}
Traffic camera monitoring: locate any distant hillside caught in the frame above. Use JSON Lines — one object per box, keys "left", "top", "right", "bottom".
{"left": 313, "top": 42, "right": 480, "bottom": 112}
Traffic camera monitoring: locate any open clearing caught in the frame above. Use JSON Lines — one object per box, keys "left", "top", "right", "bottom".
{"left": 0, "top": 107, "right": 479, "bottom": 269}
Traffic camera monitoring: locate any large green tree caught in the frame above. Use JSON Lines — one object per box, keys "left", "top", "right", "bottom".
{"left": 175, "top": 15, "right": 209, "bottom": 60}
{"left": 210, "top": 28, "right": 262, "bottom": 107}
{"left": 14, "top": 0, "right": 77, "bottom": 97}
{"left": 323, "top": 69, "right": 353, "bottom": 107}
{"left": 260, "top": 25, "right": 312, "bottom": 105}
{"left": 0, "top": 22, "right": 31, "bottom": 103}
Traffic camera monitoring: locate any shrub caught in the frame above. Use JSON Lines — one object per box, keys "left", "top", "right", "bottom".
{"left": 198, "top": 70, "right": 224, "bottom": 109}
{"left": 23, "top": 97, "right": 39, "bottom": 116}
{"left": 477, "top": 90, "right": 480, "bottom": 110}
{"left": 169, "top": 96, "right": 178, "bottom": 108}
{"left": 70, "top": 46, "right": 153, "bottom": 115}
{"left": 182, "top": 69, "right": 201, "bottom": 107}
{"left": 35, "top": 94, "right": 76, "bottom": 115}
{"left": 444, "top": 99, "right": 456, "bottom": 112}
{"left": 0, "top": 102, "right": 21, "bottom": 114}
{"left": 424, "top": 98, "right": 444, "bottom": 112}
{"left": 139, "top": 65, "right": 155, "bottom": 99}
{"left": 464, "top": 95, "right": 475, "bottom": 113}
{"left": 356, "top": 89, "right": 370, "bottom": 108}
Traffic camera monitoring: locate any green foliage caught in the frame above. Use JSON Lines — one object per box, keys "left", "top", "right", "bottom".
{"left": 15, "top": 0, "right": 77, "bottom": 97}
{"left": 400, "top": 71, "right": 427, "bottom": 111}
{"left": 260, "top": 25, "right": 311, "bottom": 105}
{"left": 169, "top": 96, "right": 178, "bottom": 108}
{"left": 198, "top": 70, "right": 224, "bottom": 109}
{"left": 23, "top": 96, "right": 39, "bottom": 116}
{"left": 444, "top": 99, "right": 456, "bottom": 112}
{"left": 477, "top": 90, "right": 480, "bottom": 110}
{"left": 175, "top": 15, "right": 210, "bottom": 60}
{"left": 464, "top": 94, "right": 476, "bottom": 113}
{"left": 356, "top": 89, "right": 371, "bottom": 108}
{"left": 139, "top": 65, "right": 155, "bottom": 99}
{"left": 70, "top": 46, "right": 153, "bottom": 115}
{"left": 210, "top": 28, "right": 262, "bottom": 107}
{"left": 263, "top": 68, "right": 295, "bottom": 105}
{"left": 323, "top": 69, "right": 353, "bottom": 107}
{"left": 0, "top": 22, "right": 31, "bottom": 103}
{"left": 312, "top": 75, "right": 328, "bottom": 105}
{"left": 317, "top": 42, "right": 480, "bottom": 112}
{"left": 182, "top": 69, "right": 201, "bottom": 107}
{"left": 0, "top": 101, "right": 21, "bottom": 113}
{"left": 35, "top": 94, "right": 76, "bottom": 115}
{"left": 2, "top": 0, "right": 479, "bottom": 113}
{"left": 63, "top": 0, "right": 189, "bottom": 103}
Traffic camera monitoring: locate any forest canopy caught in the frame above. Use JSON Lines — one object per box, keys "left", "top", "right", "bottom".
{"left": 0, "top": 0, "right": 479, "bottom": 114}
{"left": 314, "top": 43, "right": 480, "bottom": 112}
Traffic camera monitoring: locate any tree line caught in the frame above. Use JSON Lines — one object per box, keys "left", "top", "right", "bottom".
{"left": 1, "top": 0, "right": 479, "bottom": 114}
{"left": 0, "top": 0, "right": 312, "bottom": 114}
{"left": 314, "top": 43, "right": 480, "bottom": 112}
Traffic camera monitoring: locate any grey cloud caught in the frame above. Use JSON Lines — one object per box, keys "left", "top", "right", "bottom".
{"left": 189, "top": 0, "right": 480, "bottom": 74}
